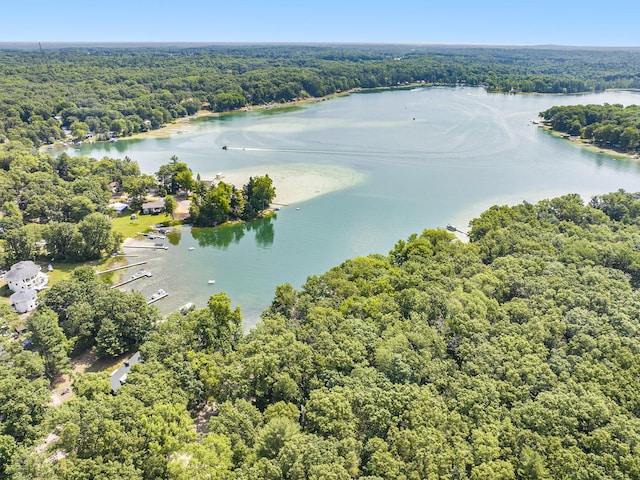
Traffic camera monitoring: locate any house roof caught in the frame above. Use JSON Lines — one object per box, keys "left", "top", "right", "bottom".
{"left": 142, "top": 199, "right": 165, "bottom": 210}
{"left": 110, "top": 202, "right": 129, "bottom": 213}
{"left": 10, "top": 289, "right": 37, "bottom": 303}
{"left": 110, "top": 352, "right": 142, "bottom": 392}
{"left": 4, "top": 261, "right": 41, "bottom": 282}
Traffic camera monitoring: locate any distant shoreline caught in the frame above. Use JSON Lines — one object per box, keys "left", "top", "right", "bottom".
{"left": 540, "top": 125, "right": 639, "bottom": 161}
{"left": 123, "top": 91, "right": 356, "bottom": 141}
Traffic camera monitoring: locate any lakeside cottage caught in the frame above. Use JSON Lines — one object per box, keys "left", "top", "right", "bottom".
{"left": 141, "top": 199, "right": 165, "bottom": 215}
{"left": 4, "top": 261, "right": 49, "bottom": 292}
{"left": 110, "top": 352, "right": 142, "bottom": 392}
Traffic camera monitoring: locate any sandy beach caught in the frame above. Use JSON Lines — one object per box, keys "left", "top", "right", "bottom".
{"left": 124, "top": 93, "right": 353, "bottom": 142}
{"left": 202, "top": 163, "right": 365, "bottom": 206}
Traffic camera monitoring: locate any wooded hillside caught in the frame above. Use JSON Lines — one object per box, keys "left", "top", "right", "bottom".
{"left": 5, "top": 191, "right": 640, "bottom": 479}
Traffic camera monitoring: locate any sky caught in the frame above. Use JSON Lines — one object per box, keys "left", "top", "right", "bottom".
{"left": 1, "top": 0, "right": 638, "bottom": 47}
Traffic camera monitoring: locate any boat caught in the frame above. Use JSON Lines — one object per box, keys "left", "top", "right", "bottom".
{"left": 208, "top": 280, "right": 216, "bottom": 285}
{"left": 147, "top": 289, "right": 168, "bottom": 304}
{"left": 222, "top": 145, "right": 228, "bottom": 150}
{"left": 446, "top": 224, "right": 457, "bottom": 232}
{"left": 151, "top": 289, "right": 166, "bottom": 299}
{"left": 188, "top": 247, "right": 195, "bottom": 251}
{"left": 178, "top": 302, "right": 195, "bottom": 314}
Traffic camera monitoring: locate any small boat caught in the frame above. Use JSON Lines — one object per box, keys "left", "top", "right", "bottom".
{"left": 222, "top": 145, "right": 228, "bottom": 150}
{"left": 208, "top": 280, "right": 216, "bottom": 285}
{"left": 188, "top": 247, "right": 195, "bottom": 251}
{"left": 296, "top": 207, "right": 300, "bottom": 210}
{"left": 446, "top": 224, "right": 457, "bottom": 232}
{"left": 179, "top": 302, "right": 195, "bottom": 314}
{"left": 147, "top": 289, "right": 168, "bottom": 304}
{"left": 150, "top": 289, "right": 167, "bottom": 300}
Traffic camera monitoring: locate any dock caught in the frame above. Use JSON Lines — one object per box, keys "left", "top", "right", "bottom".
{"left": 110, "top": 269, "right": 152, "bottom": 289}
{"left": 96, "top": 261, "right": 147, "bottom": 275}
{"left": 122, "top": 244, "right": 169, "bottom": 250}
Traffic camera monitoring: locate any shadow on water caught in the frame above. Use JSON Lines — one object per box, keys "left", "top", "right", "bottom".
{"left": 190, "top": 215, "right": 276, "bottom": 249}
{"left": 247, "top": 216, "right": 276, "bottom": 248}
{"left": 167, "top": 230, "right": 181, "bottom": 246}
{"left": 191, "top": 223, "right": 246, "bottom": 249}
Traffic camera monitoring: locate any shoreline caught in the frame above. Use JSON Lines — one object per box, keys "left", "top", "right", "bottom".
{"left": 540, "top": 126, "right": 639, "bottom": 161}
{"left": 115, "top": 91, "right": 356, "bottom": 142}
{"left": 39, "top": 86, "right": 640, "bottom": 153}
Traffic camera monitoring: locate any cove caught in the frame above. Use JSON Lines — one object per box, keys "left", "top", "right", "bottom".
{"left": 67, "top": 87, "right": 640, "bottom": 328}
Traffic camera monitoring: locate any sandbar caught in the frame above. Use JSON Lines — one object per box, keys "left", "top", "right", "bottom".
{"left": 202, "top": 163, "right": 365, "bottom": 205}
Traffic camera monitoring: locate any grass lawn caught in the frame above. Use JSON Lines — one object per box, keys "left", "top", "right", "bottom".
{"left": 110, "top": 213, "right": 174, "bottom": 240}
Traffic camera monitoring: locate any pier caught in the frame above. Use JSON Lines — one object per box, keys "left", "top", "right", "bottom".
{"left": 96, "top": 261, "right": 147, "bottom": 275}
{"left": 122, "top": 244, "right": 169, "bottom": 250}
{"left": 110, "top": 269, "right": 152, "bottom": 289}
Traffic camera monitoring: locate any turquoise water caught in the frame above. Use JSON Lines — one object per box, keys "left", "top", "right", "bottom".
{"left": 69, "top": 87, "right": 640, "bottom": 328}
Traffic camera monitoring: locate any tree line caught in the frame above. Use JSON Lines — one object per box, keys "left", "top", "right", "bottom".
{"left": 4, "top": 45, "right": 640, "bottom": 146}
{"left": 5, "top": 190, "right": 640, "bottom": 478}
{"left": 540, "top": 103, "right": 640, "bottom": 152}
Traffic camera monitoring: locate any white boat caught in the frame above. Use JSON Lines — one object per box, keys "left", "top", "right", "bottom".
{"left": 188, "top": 247, "right": 195, "bottom": 251}
{"left": 208, "top": 280, "right": 216, "bottom": 284}
{"left": 179, "top": 302, "right": 195, "bottom": 314}
{"left": 150, "top": 289, "right": 166, "bottom": 300}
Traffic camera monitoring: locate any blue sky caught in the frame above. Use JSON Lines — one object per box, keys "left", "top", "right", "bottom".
{"left": 2, "top": 0, "right": 638, "bottom": 46}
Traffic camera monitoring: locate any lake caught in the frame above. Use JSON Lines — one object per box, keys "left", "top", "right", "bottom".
{"left": 68, "top": 87, "right": 640, "bottom": 328}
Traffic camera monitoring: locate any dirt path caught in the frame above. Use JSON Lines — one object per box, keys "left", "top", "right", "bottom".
{"left": 49, "top": 349, "right": 124, "bottom": 406}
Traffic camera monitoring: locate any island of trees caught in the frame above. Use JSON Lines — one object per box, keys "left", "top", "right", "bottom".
{"left": 540, "top": 104, "right": 640, "bottom": 153}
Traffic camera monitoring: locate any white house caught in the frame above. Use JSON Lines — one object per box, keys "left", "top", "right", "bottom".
{"left": 4, "top": 261, "right": 49, "bottom": 292}
{"left": 10, "top": 288, "right": 38, "bottom": 313}
{"left": 110, "top": 352, "right": 142, "bottom": 392}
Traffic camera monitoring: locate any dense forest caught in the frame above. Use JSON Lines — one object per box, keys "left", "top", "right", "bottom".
{"left": 3, "top": 44, "right": 640, "bottom": 145}
{"left": 540, "top": 104, "right": 640, "bottom": 153}
{"left": 3, "top": 190, "right": 640, "bottom": 478}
